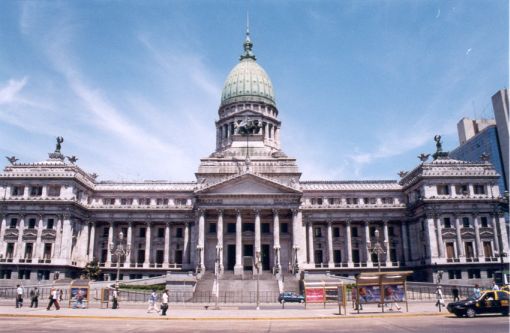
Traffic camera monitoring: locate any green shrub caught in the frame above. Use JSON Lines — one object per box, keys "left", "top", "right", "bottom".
{"left": 119, "top": 284, "right": 165, "bottom": 292}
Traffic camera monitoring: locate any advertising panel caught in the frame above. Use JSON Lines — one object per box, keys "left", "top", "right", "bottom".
{"left": 305, "top": 287, "right": 325, "bottom": 303}
{"left": 383, "top": 284, "right": 405, "bottom": 302}
{"left": 353, "top": 285, "right": 381, "bottom": 304}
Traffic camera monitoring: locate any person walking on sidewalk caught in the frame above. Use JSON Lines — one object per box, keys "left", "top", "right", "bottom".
{"left": 147, "top": 289, "right": 158, "bottom": 313}
{"left": 46, "top": 288, "right": 60, "bottom": 311}
{"left": 451, "top": 287, "right": 460, "bottom": 302}
{"left": 160, "top": 290, "right": 169, "bottom": 316}
{"left": 30, "top": 287, "right": 39, "bottom": 308}
{"left": 435, "top": 286, "right": 445, "bottom": 312}
{"left": 15, "top": 284, "right": 23, "bottom": 308}
{"left": 112, "top": 288, "right": 119, "bottom": 309}
{"left": 473, "top": 284, "right": 481, "bottom": 298}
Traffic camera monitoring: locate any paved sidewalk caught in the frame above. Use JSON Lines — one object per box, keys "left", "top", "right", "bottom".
{"left": 0, "top": 301, "right": 450, "bottom": 320}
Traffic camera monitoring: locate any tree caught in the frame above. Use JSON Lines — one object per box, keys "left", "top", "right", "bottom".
{"left": 83, "top": 258, "right": 101, "bottom": 280}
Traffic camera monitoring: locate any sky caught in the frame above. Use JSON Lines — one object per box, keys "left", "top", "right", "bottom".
{"left": 0, "top": 0, "right": 508, "bottom": 182}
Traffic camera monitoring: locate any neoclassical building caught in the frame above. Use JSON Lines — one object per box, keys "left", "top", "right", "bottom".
{"left": 0, "top": 30, "right": 508, "bottom": 285}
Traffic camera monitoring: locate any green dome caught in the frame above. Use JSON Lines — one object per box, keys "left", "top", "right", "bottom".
{"left": 220, "top": 58, "right": 275, "bottom": 106}
{"left": 220, "top": 31, "right": 275, "bottom": 106}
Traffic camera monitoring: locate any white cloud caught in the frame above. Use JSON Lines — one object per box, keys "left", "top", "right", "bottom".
{"left": 0, "top": 77, "right": 28, "bottom": 105}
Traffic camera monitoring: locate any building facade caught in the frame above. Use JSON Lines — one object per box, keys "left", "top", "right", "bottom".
{"left": 0, "top": 31, "right": 508, "bottom": 285}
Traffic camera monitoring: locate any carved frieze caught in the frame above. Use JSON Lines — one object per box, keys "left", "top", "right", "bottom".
{"left": 22, "top": 229, "right": 37, "bottom": 240}
{"left": 41, "top": 229, "right": 57, "bottom": 240}
{"left": 4, "top": 229, "right": 19, "bottom": 240}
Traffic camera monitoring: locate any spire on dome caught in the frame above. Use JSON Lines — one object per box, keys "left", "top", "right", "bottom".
{"left": 240, "top": 14, "right": 256, "bottom": 61}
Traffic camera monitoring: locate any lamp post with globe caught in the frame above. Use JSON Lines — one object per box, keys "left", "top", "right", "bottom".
{"left": 109, "top": 231, "right": 131, "bottom": 286}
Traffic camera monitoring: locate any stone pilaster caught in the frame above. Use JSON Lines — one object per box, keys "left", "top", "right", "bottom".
{"left": 345, "top": 221, "right": 352, "bottom": 265}
{"left": 435, "top": 216, "right": 444, "bottom": 258}
{"left": 164, "top": 222, "right": 170, "bottom": 267}
{"left": 307, "top": 222, "right": 315, "bottom": 266}
{"left": 327, "top": 221, "right": 334, "bottom": 267}
{"left": 35, "top": 215, "right": 44, "bottom": 261}
{"left": 234, "top": 210, "right": 243, "bottom": 275}
{"left": 254, "top": 209, "right": 261, "bottom": 254}
{"left": 144, "top": 222, "right": 151, "bottom": 268}
{"left": 217, "top": 210, "right": 224, "bottom": 273}
{"left": 384, "top": 221, "right": 391, "bottom": 265}
{"left": 272, "top": 209, "right": 280, "bottom": 272}
{"left": 88, "top": 222, "right": 96, "bottom": 261}
{"left": 473, "top": 215, "right": 482, "bottom": 259}
{"left": 365, "top": 221, "right": 372, "bottom": 265}
{"left": 454, "top": 215, "right": 464, "bottom": 257}
{"left": 183, "top": 222, "right": 190, "bottom": 265}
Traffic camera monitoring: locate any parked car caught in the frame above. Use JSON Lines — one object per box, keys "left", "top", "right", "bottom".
{"left": 278, "top": 292, "right": 305, "bottom": 304}
{"left": 447, "top": 290, "right": 509, "bottom": 318}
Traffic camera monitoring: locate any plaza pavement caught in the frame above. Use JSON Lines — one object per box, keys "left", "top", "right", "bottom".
{"left": 0, "top": 300, "right": 451, "bottom": 320}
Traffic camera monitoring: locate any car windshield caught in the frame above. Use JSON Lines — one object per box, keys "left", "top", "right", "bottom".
{"left": 467, "top": 294, "right": 479, "bottom": 301}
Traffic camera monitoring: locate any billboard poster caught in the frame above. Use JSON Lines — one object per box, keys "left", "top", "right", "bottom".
{"left": 305, "top": 287, "right": 325, "bottom": 303}
{"left": 70, "top": 287, "right": 88, "bottom": 309}
{"left": 353, "top": 285, "right": 381, "bottom": 304}
{"left": 383, "top": 285, "right": 405, "bottom": 302}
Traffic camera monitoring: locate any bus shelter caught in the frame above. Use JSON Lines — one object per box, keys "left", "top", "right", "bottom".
{"left": 354, "top": 271, "right": 413, "bottom": 314}
{"left": 303, "top": 281, "right": 347, "bottom": 315}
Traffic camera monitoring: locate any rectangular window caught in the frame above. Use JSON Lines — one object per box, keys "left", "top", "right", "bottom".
{"left": 333, "top": 227, "right": 340, "bottom": 238}
{"left": 465, "top": 242, "right": 475, "bottom": 258}
{"left": 480, "top": 217, "right": 488, "bottom": 228}
{"left": 446, "top": 243, "right": 455, "bottom": 259}
{"left": 443, "top": 217, "right": 451, "bottom": 228}
{"left": 43, "top": 244, "right": 52, "bottom": 259}
{"left": 102, "top": 198, "right": 115, "bottom": 205}
{"left": 102, "top": 227, "right": 109, "bottom": 237}
{"left": 351, "top": 227, "right": 358, "bottom": 237}
{"left": 157, "top": 228, "right": 165, "bottom": 238}
{"left": 352, "top": 198, "right": 358, "bottom": 205}
{"left": 139, "top": 227, "right": 146, "bottom": 238}
{"left": 176, "top": 227, "right": 183, "bottom": 238}
{"left": 46, "top": 219, "right": 54, "bottom": 229}
{"left": 227, "top": 223, "right": 236, "bottom": 233}
{"left": 369, "top": 198, "right": 376, "bottom": 204}
{"left": 139, "top": 198, "right": 151, "bottom": 205}
{"left": 462, "top": 217, "right": 470, "bottom": 228}
{"left": 30, "top": 186, "right": 43, "bottom": 196}
{"left": 448, "top": 270, "right": 462, "bottom": 280}
{"left": 11, "top": 186, "right": 24, "bottom": 196}
{"left": 242, "top": 223, "right": 254, "bottom": 232}
{"left": 468, "top": 269, "right": 481, "bottom": 279}
{"left": 314, "top": 227, "right": 322, "bottom": 237}
{"left": 28, "top": 218, "right": 36, "bottom": 229}
{"left": 483, "top": 241, "right": 493, "bottom": 258}
{"left": 261, "top": 223, "right": 270, "bottom": 234}
{"left": 473, "top": 185, "right": 485, "bottom": 195}
{"left": 363, "top": 198, "right": 369, "bottom": 205}
{"left": 280, "top": 223, "right": 289, "bottom": 234}
{"left": 121, "top": 198, "right": 133, "bottom": 205}
{"left": 24, "top": 243, "right": 33, "bottom": 259}
{"left": 47, "top": 185, "right": 61, "bottom": 197}
{"left": 455, "top": 184, "right": 468, "bottom": 195}
{"left": 209, "top": 223, "right": 217, "bottom": 234}
{"left": 156, "top": 198, "right": 168, "bottom": 205}
{"left": 9, "top": 218, "right": 17, "bottom": 229}
{"left": 437, "top": 185, "right": 450, "bottom": 195}
{"left": 487, "top": 269, "right": 497, "bottom": 279}
{"left": 6, "top": 243, "right": 14, "bottom": 258}
{"left": 388, "top": 226, "right": 395, "bottom": 236}
{"left": 369, "top": 227, "right": 376, "bottom": 237}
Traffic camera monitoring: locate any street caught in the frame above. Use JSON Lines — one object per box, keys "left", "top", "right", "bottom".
{"left": 1, "top": 315, "right": 508, "bottom": 333}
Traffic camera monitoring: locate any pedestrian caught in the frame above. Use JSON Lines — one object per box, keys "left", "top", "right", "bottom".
{"left": 112, "top": 288, "right": 119, "bottom": 309}
{"left": 15, "top": 284, "right": 23, "bottom": 308}
{"left": 46, "top": 288, "right": 60, "bottom": 311}
{"left": 435, "top": 286, "right": 445, "bottom": 312}
{"left": 147, "top": 289, "right": 158, "bottom": 313}
{"left": 58, "top": 289, "right": 63, "bottom": 302}
{"left": 492, "top": 281, "right": 500, "bottom": 291}
{"left": 473, "top": 284, "right": 481, "bottom": 298}
{"left": 160, "top": 290, "right": 169, "bottom": 316}
{"left": 451, "top": 286, "right": 459, "bottom": 302}
{"left": 30, "top": 287, "right": 39, "bottom": 308}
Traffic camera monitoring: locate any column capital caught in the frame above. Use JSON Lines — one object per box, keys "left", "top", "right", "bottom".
{"left": 327, "top": 220, "right": 333, "bottom": 227}
{"left": 235, "top": 209, "right": 242, "bottom": 217}
{"left": 364, "top": 221, "right": 370, "bottom": 227}
{"left": 272, "top": 208, "right": 279, "bottom": 216}
{"left": 345, "top": 220, "right": 351, "bottom": 226}
{"left": 196, "top": 208, "right": 205, "bottom": 217}
{"left": 254, "top": 209, "right": 260, "bottom": 216}
{"left": 291, "top": 208, "right": 300, "bottom": 216}
{"left": 217, "top": 209, "right": 224, "bottom": 216}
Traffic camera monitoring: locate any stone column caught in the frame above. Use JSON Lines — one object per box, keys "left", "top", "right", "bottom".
{"left": 292, "top": 209, "right": 307, "bottom": 268}
{"left": 327, "top": 221, "right": 334, "bottom": 268}
{"left": 88, "top": 222, "right": 96, "bottom": 261}
{"left": 498, "top": 213, "right": 510, "bottom": 254}
{"left": 491, "top": 215, "right": 500, "bottom": 254}
{"left": 144, "top": 222, "right": 151, "bottom": 268}
{"left": 365, "top": 221, "right": 372, "bottom": 266}
{"left": 54, "top": 216, "right": 62, "bottom": 260}
{"left": 435, "top": 216, "right": 444, "bottom": 258}
{"left": 164, "top": 222, "right": 170, "bottom": 268}
{"left": 61, "top": 215, "right": 72, "bottom": 261}
{"left": 234, "top": 210, "right": 243, "bottom": 275}
{"left": 307, "top": 222, "right": 315, "bottom": 266}
{"left": 473, "top": 215, "right": 482, "bottom": 259}
{"left": 254, "top": 209, "right": 261, "bottom": 254}
{"left": 197, "top": 209, "right": 205, "bottom": 272}
{"left": 425, "top": 216, "right": 438, "bottom": 258}
{"left": 35, "top": 215, "right": 44, "bottom": 261}
{"left": 183, "top": 222, "right": 190, "bottom": 265}
{"left": 15, "top": 215, "right": 24, "bottom": 259}
{"left": 79, "top": 222, "right": 89, "bottom": 264}
{"left": 345, "top": 221, "right": 352, "bottom": 265}
{"left": 272, "top": 209, "right": 281, "bottom": 272}
{"left": 0, "top": 215, "right": 6, "bottom": 258}
{"left": 454, "top": 215, "right": 464, "bottom": 257}
{"left": 106, "top": 222, "right": 114, "bottom": 266}
{"left": 125, "top": 222, "right": 132, "bottom": 265}
{"left": 384, "top": 221, "right": 391, "bottom": 265}
{"left": 217, "top": 210, "right": 224, "bottom": 274}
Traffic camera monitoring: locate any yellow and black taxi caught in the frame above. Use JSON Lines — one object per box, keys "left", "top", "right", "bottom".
{"left": 447, "top": 290, "right": 509, "bottom": 318}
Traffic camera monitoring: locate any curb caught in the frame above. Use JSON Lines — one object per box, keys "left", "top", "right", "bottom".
{"left": 0, "top": 312, "right": 450, "bottom": 321}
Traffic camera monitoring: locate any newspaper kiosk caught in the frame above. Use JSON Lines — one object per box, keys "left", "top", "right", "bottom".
{"left": 354, "top": 271, "right": 412, "bottom": 314}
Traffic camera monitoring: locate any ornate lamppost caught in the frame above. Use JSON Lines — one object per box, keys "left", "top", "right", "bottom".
{"left": 109, "top": 231, "right": 131, "bottom": 286}
{"left": 371, "top": 229, "right": 386, "bottom": 272}
{"left": 214, "top": 245, "right": 221, "bottom": 310}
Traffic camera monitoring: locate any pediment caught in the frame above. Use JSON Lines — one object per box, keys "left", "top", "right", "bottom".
{"left": 196, "top": 173, "right": 301, "bottom": 196}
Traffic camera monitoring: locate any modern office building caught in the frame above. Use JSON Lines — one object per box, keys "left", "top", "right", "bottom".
{"left": 0, "top": 30, "right": 508, "bottom": 286}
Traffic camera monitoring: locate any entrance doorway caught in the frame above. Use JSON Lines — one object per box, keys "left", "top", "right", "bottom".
{"left": 243, "top": 244, "right": 254, "bottom": 270}
{"left": 175, "top": 250, "right": 183, "bottom": 265}
{"left": 227, "top": 244, "right": 236, "bottom": 270}
{"left": 261, "top": 244, "right": 270, "bottom": 270}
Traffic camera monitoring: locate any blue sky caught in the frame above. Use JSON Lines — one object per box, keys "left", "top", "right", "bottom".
{"left": 0, "top": 0, "right": 507, "bottom": 181}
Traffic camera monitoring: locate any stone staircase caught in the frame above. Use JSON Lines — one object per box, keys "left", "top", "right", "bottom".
{"left": 192, "top": 271, "right": 280, "bottom": 303}
{"left": 281, "top": 272, "right": 301, "bottom": 294}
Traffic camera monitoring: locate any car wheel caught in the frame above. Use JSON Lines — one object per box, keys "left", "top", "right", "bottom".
{"left": 466, "top": 308, "right": 476, "bottom": 318}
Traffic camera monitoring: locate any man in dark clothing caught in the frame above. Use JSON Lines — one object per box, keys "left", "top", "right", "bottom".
{"left": 452, "top": 287, "right": 460, "bottom": 302}
{"left": 30, "top": 288, "right": 39, "bottom": 308}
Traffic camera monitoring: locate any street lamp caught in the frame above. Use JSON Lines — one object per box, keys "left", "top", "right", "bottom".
{"left": 214, "top": 245, "right": 221, "bottom": 310}
{"left": 371, "top": 229, "right": 386, "bottom": 272}
{"left": 109, "top": 231, "right": 131, "bottom": 285}
{"left": 255, "top": 251, "right": 261, "bottom": 310}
